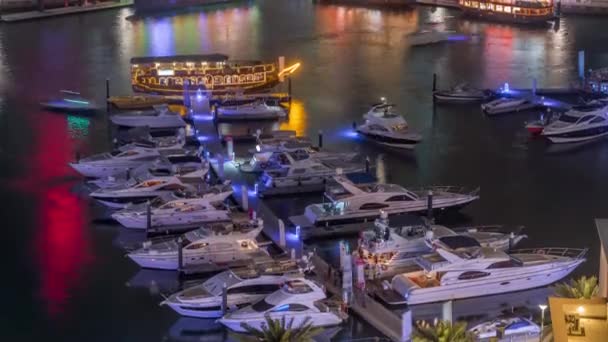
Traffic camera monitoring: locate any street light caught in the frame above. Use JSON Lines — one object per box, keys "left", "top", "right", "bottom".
{"left": 539, "top": 304, "right": 547, "bottom": 342}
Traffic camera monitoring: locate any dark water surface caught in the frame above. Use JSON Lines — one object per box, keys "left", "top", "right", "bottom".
{"left": 2, "top": 2, "right": 608, "bottom": 341}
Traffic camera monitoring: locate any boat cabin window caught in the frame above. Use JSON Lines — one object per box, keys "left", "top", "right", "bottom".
{"left": 252, "top": 299, "right": 275, "bottom": 312}
{"left": 272, "top": 303, "right": 310, "bottom": 312}
{"left": 558, "top": 114, "right": 580, "bottom": 123}
{"left": 369, "top": 124, "right": 389, "bottom": 132}
{"left": 159, "top": 184, "right": 187, "bottom": 191}
{"left": 282, "top": 280, "right": 314, "bottom": 294}
{"left": 359, "top": 203, "right": 390, "bottom": 210}
{"left": 579, "top": 115, "right": 595, "bottom": 122}
{"left": 117, "top": 150, "right": 140, "bottom": 157}
{"left": 135, "top": 180, "right": 166, "bottom": 188}
{"left": 457, "top": 271, "right": 490, "bottom": 280}
{"left": 385, "top": 195, "right": 414, "bottom": 202}
{"left": 167, "top": 155, "right": 201, "bottom": 164}
{"left": 590, "top": 116, "right": 606, "bottom": 124}
{"left": 186, "top": 242, "right": 209, "bottom": 250}
{"left": 487, "top": 258, "right": 523, "bottom": 269}
{"left": 227, "top": 284, "right": 280, "bottom": 295}
{"left": 291, "top": 168, "right": 307, "bottom": 175}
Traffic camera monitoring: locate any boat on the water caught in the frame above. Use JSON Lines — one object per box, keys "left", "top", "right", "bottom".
{"left": 218, "top": 278, "right": 346, "bottom": 332}
{"left": 408, "top": 30, "right": 453, "bottom": 46}
{"left": 70, "top": 146, "right": 161, "bottom": 179}
{"left": 40, "top": 90, "right": 98, "bottom": 112}
{"left": 541, "top": 103, "right": 608, "bottom": 143}
{"left": 482, "top": 97, "right": 540, "bottom": 115}
{"left": 355, "top": 100, "right": 422, "bottom": 149}
{"left": 469, "top": 316, "right": 541, "bottom": 341}
{"left": 433, "top": 83, "right": 493, "bottom": 103}
{"left": 241, "top": 148, "right": 358, "bottom": 174}
{"left": 459, "top": 0, "right": 556, "bottom": 25}
{"left": 215, "top": 101, "right": 286, "bottom": 121}
{"left": 387, "top": 246, "right": 586, "bottom": 305}
{"left": 110, "top": 105, "right": 187, "bottom": 129}
{"left": 108, "top": 95, "right": 169, "bottom": 110}
{"left": 127, "top": 220, "right": 266, "bottom": 270}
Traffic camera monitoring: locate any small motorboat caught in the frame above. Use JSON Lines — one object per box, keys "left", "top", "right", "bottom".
{"left": 355, "top": 100, "right": 422, "bottom": 149}
{"left": 482, "top": 97, "right": 540, "bottom": 115}
{"left": 108, "top": 95, "right": 169, "bottom": 110}
{"left": 408, "top": 30, "right": 453, "bottom": 47}
{"left": 110, "top": 105, "right": 187, "bottom": 129}
{"left": 469, "top": 316, "right": 541, "bottom": 340}
{"left": 433, "top": 83, "right": 493, "bottom": 103}
{"left": 215, "top": 100, "right": 286, "bottom": 121}
{"left": 40, "top": 90, "right": 98, "bottom": 112}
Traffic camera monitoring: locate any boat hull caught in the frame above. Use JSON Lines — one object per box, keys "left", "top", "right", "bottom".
{"left": 110, "top": 116, "right": 186, "bottom": 129}
{"left": 356, "top": 129, "right": 421, "bottom": 150}
{"left": 220, "top": 312, "right": 343, "bottom": 332}
{"left": 483, "top": 102, "right": 539, "bottom": 115}
{"left": 543, "top": 126, "right": 608, "bottom": 143}
{"left": 113, "top": 211, "right": 231, "bottom": 230}
{"left": 70, "top": 163, "right": 133, "bottom": 179}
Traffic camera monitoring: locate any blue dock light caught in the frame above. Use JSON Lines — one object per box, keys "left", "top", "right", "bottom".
{"left": 254, "top": 183, "right": 259, "bottom": 194}
{"left": 295, "top": 225, "right": 301, "bottom": 238}
{"left": 196, "top": 88, "right": 204, "bottom": 101}
{"left": 503, "top": 82, "right": 510, "bottom": 94}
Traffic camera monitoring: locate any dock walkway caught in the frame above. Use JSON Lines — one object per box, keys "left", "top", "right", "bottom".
{"left": 1, "top": 0, "right": 133, "bottom": 22}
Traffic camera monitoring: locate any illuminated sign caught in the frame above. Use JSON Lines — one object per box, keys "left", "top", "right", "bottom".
{"left": 158, "top": 69, "right": 175, "bottom": 76}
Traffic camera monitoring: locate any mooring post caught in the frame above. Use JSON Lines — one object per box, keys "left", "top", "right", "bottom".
{"left": 217, "top": 154, "right": 224, "bottom": 178}
{"left": 177, "top": 237, "right": 184, "bottom": 271}
{"left": 291, "top": 248, "right": 296, "bottom": 261}
{"left": 105, "top": 78, "right": 110, "bottom": 114}
{"left": 508, "top": 232, "right": 515, "bottom": 252}
{"left": 221, "top": 282, "right": 228, "bottom": 314}
{"left": 241, "top": 185, "right": 249, "bottom": 211}
{"left": 226, "top": 137, "right": 234, "bottom": 161}
{"left": 365, "top": 157, "right": 370, "bottom": 174}
{"left": 401, "top": 308, "right": 413, "bottom": 342}
{"left": 318, "top": 130, "right": 323, "bottom": 149}
{"left": 278, "top": 219, "right": 286, "bottom": 248}
{"left": 183, "top": 80, "right": 191, "bottom": 108}
{"left": 432, "top": 73, "right": 437, "bottom": 92}
{"left": 442, "top": 300, "right": 453, "bottom": 323}
{"left": 126, "top": 168, "right": 130, "bottom": 181}
{"left": 146, "top": 201, "right": 152, "bottom": 234}
{"left": 427, "top": 190, "right": 434, "bottom": 222}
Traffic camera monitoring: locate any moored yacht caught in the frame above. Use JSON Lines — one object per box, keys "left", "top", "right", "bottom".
{"left": 388, "top": 246, "right": 586, "bottom": 305}
{"left": 241, "top": 148, "right": 358, "bottom": 174}
{"left": 219, "top": 278, "right": 346, "bottom": 332}
{"left": 541, "top": 103, "right": 608, "bottom": 143}
{"left": 110, "top": 105, "right": 187, "bottom": 129}
{"left": 433, "top": 83, "right": 493, "bottom": 103}
{"left": 215, "top": 101, "right": 286, "bottom": 121}
{"left": 408, "top": 30, "right": 453, "bottom": 46}
{"left": 301, "top": 176, "right": 479, "bottom": 227}
{"left": 355, "top": 101, "right": 422, "bottom": 149}
{"left": 482, "top": 97, "right": 540, "bottom": 115}
{"left": 70, "top": 146, "right": 161, "bottom": 178}
{"left": 251, "top": 130, "right": 312, "bottom": 154}
{"left": 111, "top": 189, "right": 233, "bottom": 230}
{"left": 127, "top": 220, "right": 265, "bottom": 270}
{"left": 90, "top": 176, "right": 196, "bottom": 209}
{"left": 469, "top": 316, "right": 541, "bottom": 341}
{"left": 40, "top": 90, "right": 99, "bottom": 112}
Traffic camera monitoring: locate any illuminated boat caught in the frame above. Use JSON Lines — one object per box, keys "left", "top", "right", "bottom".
{"left": 40, "top": 90, "right": 98, "bottom": 112}
{"left": 108, "top": 95, "right": 169, "bottom": 110}
{"left": 131, "top": 54, "right": 282, "bottom": 96}
{"left": 459, "top": 0, "right": 556, "bottom": 24}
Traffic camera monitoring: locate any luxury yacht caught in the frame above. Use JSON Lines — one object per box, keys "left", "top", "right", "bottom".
{"left": 111, "top": 189, "right": 233, "bottom": 230}
{"left": 241, "top": 148, "right": 358, "bottom": 174}
{"left": 356, "top": 101, "right": 422, "bottom": 149}
{"left": 70, "top": 146, "right": 161, "bottom": 179}
{"left": 301, "top": 176, "right": 479, "bottom": 226}
{"left": 388, "top": 246, "right": 586, "bottom": 305}
{"left": 433, "top": 83, "right": 493, "bottom": 103}
{"left": 219, "top": 278, "right": 345, "bottom": 332}
{"left": 40, "top": 90, "right": 98, "bottom": 112}
{"left": 482, "top": 97, "right": 540, "bottom": 115}
{"left": 359, "top": 215, "right": 526, "bottom": 274}
{"left": 90, "top": 176, "right": 196, "bottom": 209}
{"left": 469, "top": 316, "right": 541, "bottom": 341}
{"left": 215, "top": 101, "right": 286, "bottom": 121}
{"left": 162, "top": 267, "right": 303, "bottom": 318}
{"left": 110, "top": 105, "right": 187, "bottom": 129}
{"left": 127, "top": 221, "right": 265, "bottom": 270}
{"left": 541, "top": 103, "right": 608, "bottom": 143}
{"left": 250, "top": 130, "right": 313, "bottom": 154}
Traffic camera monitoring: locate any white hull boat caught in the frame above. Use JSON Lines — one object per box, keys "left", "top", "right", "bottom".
{"left": 541, "top": 103, "right": 608, "bottom": 143}
{"left": 356, "top": 101, "right": 422, "bottom": 149}
{"left": 433, "top": 83, "right": 493, "bottom": 103}
{"left": 40, "top": 90, "right": 98, "bottom": 112}
{"left": 470, "top": 316, "right": 541, "bottom": 341}
{"left": 216, "top": 101, "right": 286, "bottom": 121}
{"left": 70, "top": 146, "right": 161, "bottom": 178}
{"left": 110, "top": 105, "right": 187, "bottom": 129}
{"left": 408, "top": 30, "right": 453, "bottom": 46}
{"left": 482, "top": 97, "right": 539, "bottom": 115}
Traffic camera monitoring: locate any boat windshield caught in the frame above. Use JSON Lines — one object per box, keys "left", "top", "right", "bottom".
{"left": 202, "top": 271, "right": 243, "bottom": 296}
{"left": 135, "top": 180, "right": 166, "bottom": 188}
{"left": 183, "top": 228, "right": 210, "bottom": 243}
{"left": 252, "top": 298, "right": 275, "bottom": 312}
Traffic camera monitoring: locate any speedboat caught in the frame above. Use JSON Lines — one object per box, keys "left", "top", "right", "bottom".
{"left": 541, "top": 103, "right": 608, "bottom": 143}
{"left": 108, "top": 95, "right": 168, "bottom": 110}
{"left": 215, "top": 101, "right": 286, "bottom": 121}
{"left": 40, "top": 90, "right": 98, "bottom": 112}
{"left": 90, "top": 176, "right": 196, "bottom": 209}
{"left": 69, "top": 146, "right": 161, "bottom": 178}
{"left": 127, "top": 221, "right": 265, "bottom": 270}
{"left": 161, "top": 268, "right": 301, "bottom": 318}
{"left": 469, "top": 316, "right": 541, "bottom": 341}
{"left": 482, "top": 97, "right": 540, "bottom": 115}
{"left": 301, "top": 176, "right": 479, "bottom": 227}
{"left": 433, "top": 83, "right": 493, "bottom": 103}
{"left": 110, "top": 105, "right": 187, "bottom": 129}
{"left": 359, "top": 215, "right": 526, "bottom": 275}
{"left": 388, "top": 246, "right": 586, "bottom": 305}
{"left": 219, "top": 278, "right": 345, "bottom": 332}
{"left": 356, "top": 101, "right": 422, "bottom": 149}
{"left": 408, "top": 30, "right": 453, "bottom": 46}
{"left": 111, "top": 189, "right": 232, "bottom": 230}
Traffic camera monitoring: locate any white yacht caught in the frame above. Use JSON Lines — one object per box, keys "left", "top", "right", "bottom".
{"left": 90, "top": 176, "right": 196, "bottom": 209}
{"left": 110, "top": 105, "right": 187, "bottom": 129}
{"left": 541, "top": 103, "right": 608, "bottom": 143}
{"left": 219, "top": 278, "right": 345, "bottom": 332}
{"left": 433, "top": 83, "right": 493, "bottom": 103}
{"left": 250, "top": 130, "right": 313, "bottom": 154}
{"left": 70, "top": 146, "right": 161, "bottom": 179}
{"left": 215, "top": 101, "right": 286, "bottom": 121}
{"left": 482, "top": 97, "right": 540, "bottom": 115}
{"left": 356, "top": 102, "right": 422, "bottom": 149}
{"left": 408, "top": 30, "right": 453, "bottom": 46}
{"left": 469, "top": 316, "right": 541, "bottom": 341}
{"left": 301, "top": 176, "right": 479, "bottom": 227}
{"left": 388, "top": 246, "right": 586, "bottom": 305}
{"left": 241, "top": 148, "right": 358, "bottom": 174}
{"left": 40, "top": 90, "right": 98, "bottom": 112}
{"left": 111, "top": 189, "right": 232, "bottom": 230}
{"left": 162, "top": 268, "right": 301, "bottom": 318}
{"left": 127, "top": 221, "right": 265, "bottom": 270}
{"left": 359, "top": 216, "right": 526, "bottom": 274}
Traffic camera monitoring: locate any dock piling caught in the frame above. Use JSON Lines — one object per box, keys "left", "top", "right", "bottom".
{"left": 401, "top": 309, "right": 413, "bottom": 341}
{"left": 442, "top": 300, "right": 453, "bottom": 323}
{"left": 427, "top": 190, "right": 434, "bottom": 222}
{"left": 318, "top": 130, "right": 323, "bottom": 149}
{"left": 365, "top": 157, "right": 370, "bottom": 174}
{"left": 177, "top": 237, "right": 184, "bottom": 271}
{"left": 105, "top": 78, "right": 110, "bottom": 113}
{"left": 241, "top": 185, "right": 249, "bottom": 211}
{"left": 291, "top": 248, "right": 296, "bottom": 261}
{"left": 278, "top": 219, "right": 286, "bottom": 248}
{"left": 146, "top": 201, "right": 151, "bottom": 234}
{"left": 432, "top": 73, "right": 437, "bottom": 92}
{"left": 221, "top": 283, "right": 228, "bottom": 314}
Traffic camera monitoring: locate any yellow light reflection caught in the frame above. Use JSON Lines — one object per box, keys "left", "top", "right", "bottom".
{"left": 279, "top": 62, "right": 301, "bottom": 77}
{"left": 279, "top": 99, "right": 307, "bottom": 136}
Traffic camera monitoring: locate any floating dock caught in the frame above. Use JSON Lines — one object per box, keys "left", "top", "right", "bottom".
{"left": 1, "top": 1, "right": 133, "bottom": 22}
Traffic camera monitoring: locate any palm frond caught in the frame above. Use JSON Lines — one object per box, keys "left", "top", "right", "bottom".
{"left": 413, "top": 319, "right": 475, "bottom": 342}
{"left": 553, "top": 275, "right": 599, "bottom": 299}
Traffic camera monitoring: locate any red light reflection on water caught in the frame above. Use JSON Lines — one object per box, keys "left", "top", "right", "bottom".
{"left": 16, "top": 111, "right": 93, "bottom": 318}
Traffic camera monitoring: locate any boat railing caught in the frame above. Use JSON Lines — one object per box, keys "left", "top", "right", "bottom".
{"left": 510, "top": 247, "right": 588, "bottom": 259}
{"left": 414, "top": 186, "right": 480, "bottom": 196}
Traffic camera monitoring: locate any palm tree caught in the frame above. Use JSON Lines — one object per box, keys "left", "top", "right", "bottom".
{"left": 231, "top": 314, "right": 323, "bottom": 342}
{"left": 553, "top": 275, "right": 599, "bottom": 299}
{"left": 413, "top": 319, "right": 475, "bottom": 342}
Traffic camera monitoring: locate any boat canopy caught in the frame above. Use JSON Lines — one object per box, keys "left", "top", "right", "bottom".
{"left": 203, "top": 270, "right": 243, "bottom": 296}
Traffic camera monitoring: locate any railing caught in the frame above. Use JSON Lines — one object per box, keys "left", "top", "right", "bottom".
{"left": 510, "top": 247, "right": 588, "bottom": 259}
{"left": 413, "top": 186, "right": 480, "bottom": 196}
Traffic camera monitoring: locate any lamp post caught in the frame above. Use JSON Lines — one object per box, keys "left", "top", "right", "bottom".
{"left": 539, "top": 304, "right": 547, "bottom": 342}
